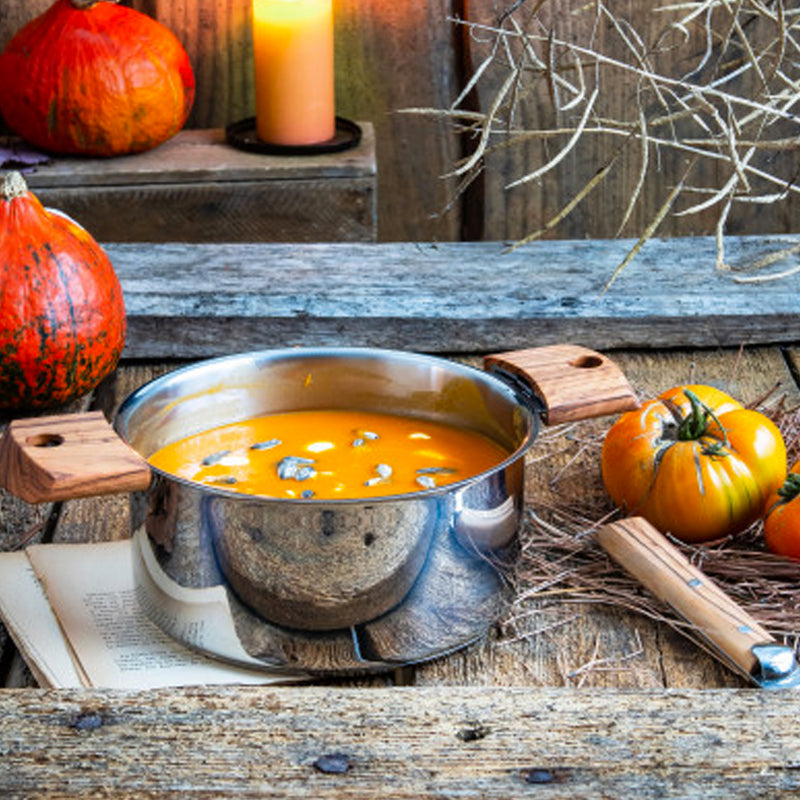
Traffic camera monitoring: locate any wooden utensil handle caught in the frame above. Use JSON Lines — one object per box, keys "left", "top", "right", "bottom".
{"left": 596, "top": 517, "right": 773, "bottom": 681}
{"left": 484, "top": 344, "right": 639, "bottom": 425}
{"left": 0, "top": 412, "right": 151, "bottom": 503}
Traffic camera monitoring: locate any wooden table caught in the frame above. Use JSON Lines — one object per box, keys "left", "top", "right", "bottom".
{"left": 3, "top": 238, "right": 800, "bottom": 798}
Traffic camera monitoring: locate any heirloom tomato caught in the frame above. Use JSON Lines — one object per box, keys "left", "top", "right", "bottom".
{"left": 601, "top": 384, "right": 786, "bottom": 543}
{"left": 764, "top": 463, "right": 800, "bottom": 559}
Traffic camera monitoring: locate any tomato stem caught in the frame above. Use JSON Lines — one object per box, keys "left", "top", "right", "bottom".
{"left": 778, "top": 473, "right": 800, "bottom": 503}
{"left": 677, "top": 389, "right": 729, "bottom": 448}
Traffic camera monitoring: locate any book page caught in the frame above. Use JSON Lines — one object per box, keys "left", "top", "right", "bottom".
{"left": 26, "top": 539, "right": 305, "bottom": 689}
{"left": 0, "top": 551, "right": 87, "bottom": 689}
{"left": 132, "top": 527, "right": 275, "bottom": 669}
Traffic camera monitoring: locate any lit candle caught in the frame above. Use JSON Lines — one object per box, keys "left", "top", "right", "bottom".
{"left": 252, "top": 0, "right": 336, "bottom": 146}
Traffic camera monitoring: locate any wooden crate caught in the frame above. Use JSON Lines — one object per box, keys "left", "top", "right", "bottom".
{"left": 23, "top": 126, "right": 377, "bottom": 243}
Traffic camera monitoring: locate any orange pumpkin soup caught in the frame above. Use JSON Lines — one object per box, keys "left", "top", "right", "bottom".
{"left": 148, "top": 409, "right": 509, "bottom": 500}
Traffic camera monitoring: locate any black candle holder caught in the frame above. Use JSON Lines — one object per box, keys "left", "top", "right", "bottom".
{"left": 225, "top": 116, "right": 361, "bottom": 155}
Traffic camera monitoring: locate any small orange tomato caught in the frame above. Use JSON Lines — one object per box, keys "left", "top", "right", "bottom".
{"left": 601, "top": 384, "right": 786, "bottom": 543}
{"left": 764, "top": 464, "right": 800, "bottom": 559}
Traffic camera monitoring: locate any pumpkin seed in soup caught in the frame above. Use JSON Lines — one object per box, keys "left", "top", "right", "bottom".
{"left": 202, "top": 450, "right": 231, "bottom": 466}
{"left": 416, "top": 475, "right": 437, "bottom": 490}
{"left": 251, "top": 438, "right": 281, "bottom": 451}
{"left": 147, "top": 409, "right": 509, "bottom": 500}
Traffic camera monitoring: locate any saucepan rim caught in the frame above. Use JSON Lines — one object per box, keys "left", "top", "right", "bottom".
{"left": 114, "top": 345, "right": 540, "bottom": 506}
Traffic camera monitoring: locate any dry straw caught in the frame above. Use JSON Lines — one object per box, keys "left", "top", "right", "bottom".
{"left": 505, "top": 386, "right": 800, "bottom": 664}
{"left": 407, "top": 1, "right": 800, "bottom": 287}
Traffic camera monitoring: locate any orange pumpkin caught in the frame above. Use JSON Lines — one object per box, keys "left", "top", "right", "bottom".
{"left": 0, "top": 171, "right": 126, "bottom": 410}
{"left": 0, "top": 0, "right": 195, "bottom": 157}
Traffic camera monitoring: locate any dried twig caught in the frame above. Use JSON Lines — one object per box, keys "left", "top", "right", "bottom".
{"left": 504, "top": 396, "right": 800, "bottom": 663}
{"left": 417, "top": 1, "right": 800, "bottom": 281}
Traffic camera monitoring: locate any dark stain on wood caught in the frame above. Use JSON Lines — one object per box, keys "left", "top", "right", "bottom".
{"left": 313, "top": 753, "right": 351, "bottom": 774}
{"left": 457, "top": 723, "right": 491, "bottom": 742}
{"left": 69, "top": 711, "right": 104, "bottom": 732}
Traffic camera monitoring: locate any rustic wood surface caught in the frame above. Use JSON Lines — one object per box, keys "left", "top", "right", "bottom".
{"left": 2, "top": 242, "right": 800, "bottom": 793}
{"left": 102, "top": 237, "right": 800, "bottom": 358}
{"left": 5, "top": 2, "right": 800, "bottom": 244}
{"left": 3, "top": 685, "right": 800, "bottom": 799}
{"left": 23, "top": 128, "right": 377, "bottom": 187}
{"left": 22, "top": 128, "right": 377, "bottom": 243}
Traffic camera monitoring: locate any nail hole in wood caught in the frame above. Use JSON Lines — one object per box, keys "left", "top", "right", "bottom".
{"left": 569, "top": 355, "right": 603, "bottom": 369}
{"left": 26, "top": 433, "right": 65, "bottom": 448}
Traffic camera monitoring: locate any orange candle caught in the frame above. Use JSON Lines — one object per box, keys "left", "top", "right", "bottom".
{"left": 252, "top": 0, "right": 336, "bottom": 146}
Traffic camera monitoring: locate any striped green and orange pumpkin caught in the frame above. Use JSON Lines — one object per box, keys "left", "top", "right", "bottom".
{"left": 0, "top": 171, "right": 126, "bottom": 411}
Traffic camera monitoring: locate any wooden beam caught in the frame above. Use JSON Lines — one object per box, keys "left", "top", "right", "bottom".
{"left": 104, "top": 236, "right": 800, "bottom": 358}
{"left": 24, "top": 128, "right": 377, "bottom": 244}
{"left": 1, "top": 685, "right": 798, "bottom": 798}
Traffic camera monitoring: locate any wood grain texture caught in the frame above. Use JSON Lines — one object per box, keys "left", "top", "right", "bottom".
{"left": 334, "top": 0, "right": 462, "bottom": 241}
{"left": 23, "top": 128, "right": 377, "bottom": 187}
{"left": 23, "top": 127, "right": 377, "bottom": 243}
{"left": 33, "top": 179, "right": 377, "bottom": 244}
{"left": 0, "top": 413, "right": 151, "bottom": 504}
{"left": 484, "top": 344, "right": 639, "bottom": 424}
{"left": 463, "top": 3, "right": 800, "bottom": 243}
{"left": 100, "top": 237, "right": 800, "bottom": 358}
{"left": 2, "top": 685, "right": 800, "bottom": 798}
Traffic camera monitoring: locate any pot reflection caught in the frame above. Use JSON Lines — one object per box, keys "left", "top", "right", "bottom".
{"left": 119, "top": 347, "right": 536, "bottom": 674}
{"left": 133, "top": 457, "right": 521, "bottom": 673}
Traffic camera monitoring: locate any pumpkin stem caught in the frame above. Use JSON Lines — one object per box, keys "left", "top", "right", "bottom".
{"left": 676, "top": 388, "right": 729, "bottom": 448}
{"left": 2, "top": 171, "right": 29, "bottom": 201}
{"left": 778, "top": 473, "right": 800, "bottom": 503}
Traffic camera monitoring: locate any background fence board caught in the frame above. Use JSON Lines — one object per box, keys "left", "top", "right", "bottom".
{"left": 2, "top": 1, "right": 799, "bottom": 244}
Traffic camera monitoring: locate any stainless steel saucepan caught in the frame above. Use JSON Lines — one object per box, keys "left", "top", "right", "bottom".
{"left": 0, "top": 345, "right": 638, "bottom": 674}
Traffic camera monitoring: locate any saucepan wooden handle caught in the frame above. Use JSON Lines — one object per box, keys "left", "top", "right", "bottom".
{"left": 0, "top": 412, "right": 151, "bottom": 503}
{"left": 484, "top": 344, "right": 639, "bottom": 425}
{"left": 596, "top": 516, "right": 775, "bottom": 683}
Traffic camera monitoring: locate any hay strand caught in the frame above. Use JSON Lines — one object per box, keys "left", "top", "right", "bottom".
{"left": 505, "top": 394, "right": 800, "bottom": 661}
{"left": 417, "top": 1, "right": 800, "bottom": 279}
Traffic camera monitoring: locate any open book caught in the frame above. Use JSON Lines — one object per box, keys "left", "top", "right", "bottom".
{"left": 0, "top": 537, "right": 306, "bottom": 689}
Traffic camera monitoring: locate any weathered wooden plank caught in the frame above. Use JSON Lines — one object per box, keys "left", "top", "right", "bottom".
{"left": 1, "top": 685, "right": 799, "bottom": 799}
{"left": 21, "top": 127, "right": 377, "bottom": 243}
{"left": 23, "top": 128, "right": 377, "bottom": 187}
{"left": 33, "top": 178, "right": 377, "bottom": 244}
{"left": 103, "top": 236, "right": 800, "bottom": 358}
